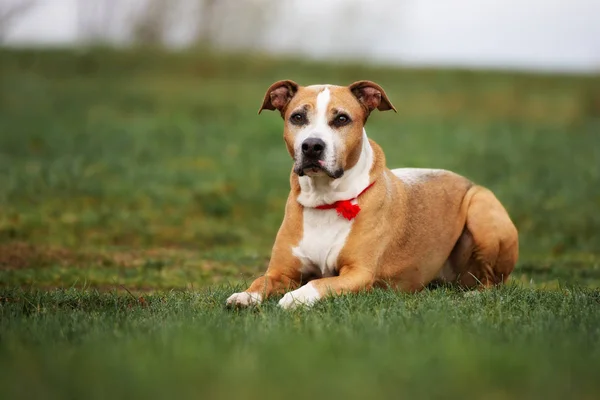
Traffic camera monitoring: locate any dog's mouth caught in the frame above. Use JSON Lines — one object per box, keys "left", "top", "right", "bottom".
{"left": 294, "top": 160, "right": 344, "bottom": 179}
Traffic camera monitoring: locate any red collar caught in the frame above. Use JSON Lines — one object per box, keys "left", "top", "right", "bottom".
{"left": 315, "top": 181, "right": 375, "bottom": 220}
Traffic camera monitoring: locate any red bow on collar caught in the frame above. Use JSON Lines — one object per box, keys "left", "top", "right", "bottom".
{"left": 315, "top": 181, "right": 375, "bottom": 221}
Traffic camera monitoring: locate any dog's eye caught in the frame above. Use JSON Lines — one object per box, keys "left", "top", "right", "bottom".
{"left": 332, "top": 114, "right": 351, "bottom": 127}
{"left": 290, "top": 113, "right": 306, "bottom": 125}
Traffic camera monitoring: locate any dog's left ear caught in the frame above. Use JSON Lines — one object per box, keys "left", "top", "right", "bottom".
{"left": 258, "top": 80, "right": 300, "bottom": 115}
{"left": 349, "top": 81, "right": 396, "bottom": 115}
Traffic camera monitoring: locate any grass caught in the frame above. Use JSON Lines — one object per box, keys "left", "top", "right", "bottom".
{"left": 0, "top": 48, "right": 599, "bottom": 398}
{"left": 1, "top": 286, "right": 600, "bottom": 399}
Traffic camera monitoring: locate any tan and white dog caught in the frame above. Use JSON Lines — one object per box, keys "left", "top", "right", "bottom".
{"left": 227, "top": 80, "right": 518, "bottom": 309}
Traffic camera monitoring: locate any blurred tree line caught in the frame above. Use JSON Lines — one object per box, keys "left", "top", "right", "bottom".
{"left": 0, "top": 0, "right": 283, "bottom": 48}
{"left": 76, "top": 0, "right": 285, "bottom": 48}
{"left": 0, "top": 0, "right": 35, "bottom": 41}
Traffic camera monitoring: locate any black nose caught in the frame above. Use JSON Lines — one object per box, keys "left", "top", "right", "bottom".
{"left": 301, "top": 138, "right": 325, "bottom": 159}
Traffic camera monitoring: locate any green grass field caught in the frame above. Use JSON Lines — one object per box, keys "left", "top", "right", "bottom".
{"left": 1, "top": 49, "right": 599, "bottom": 399}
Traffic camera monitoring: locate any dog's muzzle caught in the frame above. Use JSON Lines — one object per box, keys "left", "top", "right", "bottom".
{"left": 294, "top": 138, "right": 343, "bottom": 179}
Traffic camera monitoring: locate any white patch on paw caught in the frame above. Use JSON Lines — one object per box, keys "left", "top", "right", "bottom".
{"left": 278, "top": 283, "right": 321, "bottom": 310}
{"left": 226, "top": 292, "right": 262, "bottom": 307}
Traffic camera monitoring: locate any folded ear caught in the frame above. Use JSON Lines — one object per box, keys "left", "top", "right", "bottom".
{"left": 258, "top": 80, "right": 300, "bottom": 115}
{"left": 348, "top": 80, "right": 396, "bottom": 115}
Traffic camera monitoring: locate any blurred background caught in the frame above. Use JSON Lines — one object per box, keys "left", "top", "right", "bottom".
{"left": 0, "top": 0, "right": 599, "bottom": 289}
{"left": 3, "top": 0, "right": 600, "bottom": 72}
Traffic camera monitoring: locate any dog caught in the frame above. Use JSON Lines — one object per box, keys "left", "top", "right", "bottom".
{"left": 226, "top": 80, "right": 518, "bottom": 309}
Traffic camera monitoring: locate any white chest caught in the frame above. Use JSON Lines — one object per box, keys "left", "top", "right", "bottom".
{"left": 292, "top": 207, "right": 354, "bottom": 278}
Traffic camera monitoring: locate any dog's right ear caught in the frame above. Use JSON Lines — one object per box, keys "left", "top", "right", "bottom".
{"left": 258, "top": 80, "right": 299, "bottom": 115}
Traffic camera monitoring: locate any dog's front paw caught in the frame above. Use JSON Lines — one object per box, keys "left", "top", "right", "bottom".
{"left": 226, "top": 292, "right": 262, "bottom": 307}
{"left": 278, "top": 283, "right": 321, "bottom": 310}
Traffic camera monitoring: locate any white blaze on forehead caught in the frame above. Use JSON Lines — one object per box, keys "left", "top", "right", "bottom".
{"left": 312, "top": 87, "right": 338, "bottom": 166}
{"left": 315, "top": 87, "right": 331, "bottom": 121}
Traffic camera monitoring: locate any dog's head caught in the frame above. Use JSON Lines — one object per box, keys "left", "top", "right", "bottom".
{"left": 259, "top": 81, "right": 396, "bottom": 179}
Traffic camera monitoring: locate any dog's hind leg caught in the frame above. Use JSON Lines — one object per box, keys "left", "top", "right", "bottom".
{"left": 448, "top": 186, "right": 519, "bottom": 288}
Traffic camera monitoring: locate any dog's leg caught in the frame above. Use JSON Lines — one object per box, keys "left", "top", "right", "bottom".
{"left": 227, "top": 193, "right": 305, "bottom": 307}
{"left": 226, "top": 238, "right": 302, "bottom": 307}
{"left": 278, "top": 266, "right": 373, "bottom": 309}
{"left": 452, "top": 187, "right": 519, "bottom": 288}
{"left": 226, "top": 271, "right": 300, "bottom": 307}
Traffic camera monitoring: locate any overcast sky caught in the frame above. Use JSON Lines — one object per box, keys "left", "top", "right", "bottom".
{"left": 4, "top": 0, "right": 600, "bottom": 73}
